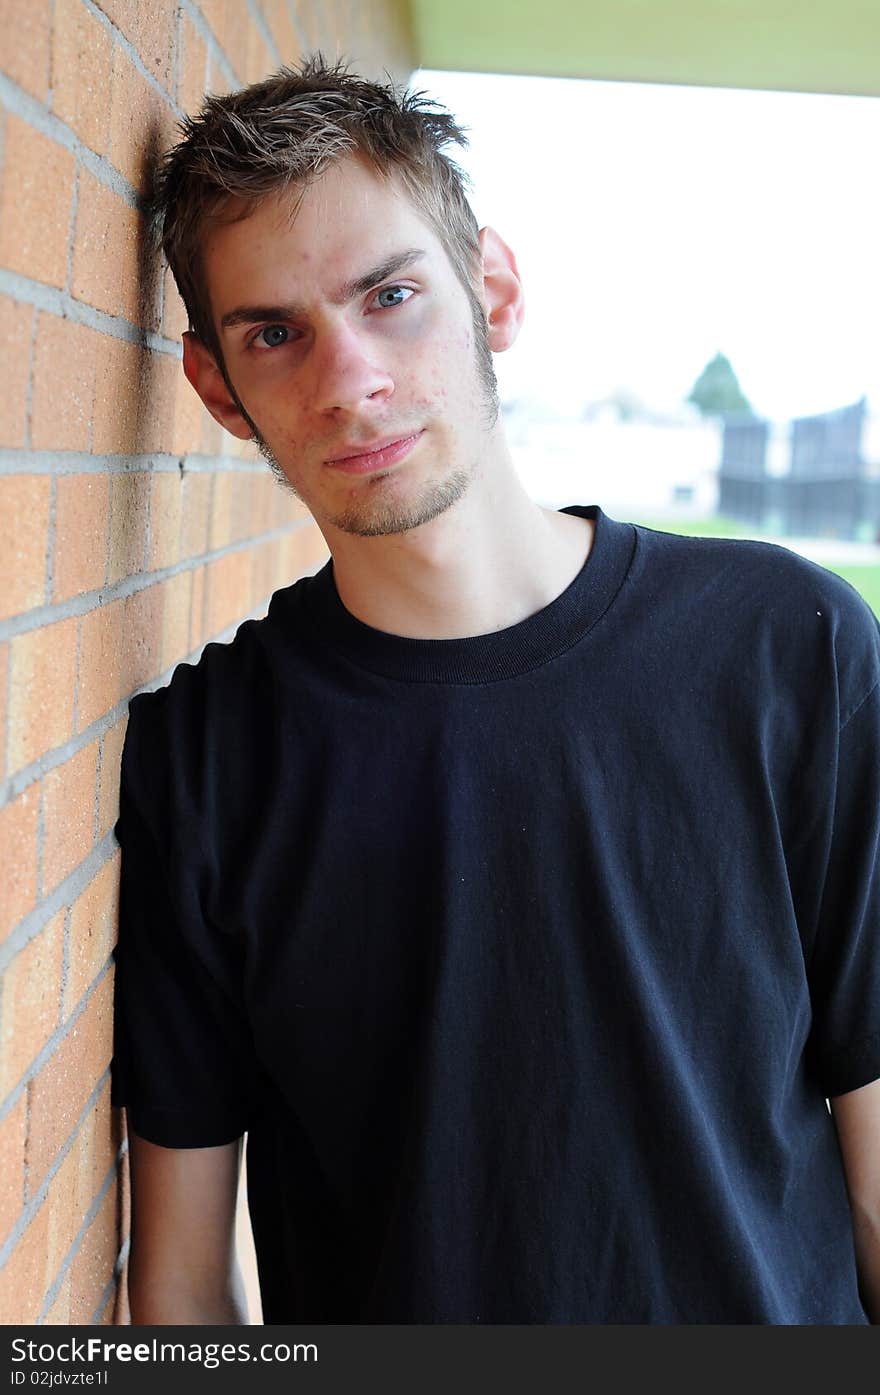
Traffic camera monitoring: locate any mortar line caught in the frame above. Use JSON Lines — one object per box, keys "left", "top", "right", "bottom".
{"left": 37, "top": 1150, "right": 120, "bottom": 1323}
{"left": 1, "top": 1060, "right": 112, "bottom": 1269}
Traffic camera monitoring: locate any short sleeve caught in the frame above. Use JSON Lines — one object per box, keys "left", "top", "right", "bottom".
{"left": 806, "top": 676, "right": 880, "bottom": 1097}
{"left": 110, "top": 689, "right": 258, "bottom": 1147}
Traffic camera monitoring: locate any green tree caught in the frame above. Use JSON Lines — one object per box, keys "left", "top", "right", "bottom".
{"left": 686, "top": 352, "right": 753, "bottom": 417}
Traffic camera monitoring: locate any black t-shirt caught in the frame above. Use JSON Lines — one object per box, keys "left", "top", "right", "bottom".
{"left": 110, "top": 503, "right": 880, "bottom": 1323}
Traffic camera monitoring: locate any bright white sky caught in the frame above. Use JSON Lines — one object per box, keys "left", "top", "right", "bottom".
{"left": 415, "top": 69, "right": 880, "bottom": 423}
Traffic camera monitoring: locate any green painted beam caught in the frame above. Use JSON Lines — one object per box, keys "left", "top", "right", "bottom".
{"left": 409, "top": 0, "right": 880, "bottom": 98}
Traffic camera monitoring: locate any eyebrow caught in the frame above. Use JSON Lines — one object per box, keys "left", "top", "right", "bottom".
{"left": 219, "top": 247, "right": 427, "bottom": 332}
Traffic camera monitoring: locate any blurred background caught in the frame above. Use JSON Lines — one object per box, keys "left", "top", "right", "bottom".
{"left": 414, "top": 66, "right": 880, "bottom": 612}
{"left": 2, "top": 0, "right": 878, "bottom": 1327}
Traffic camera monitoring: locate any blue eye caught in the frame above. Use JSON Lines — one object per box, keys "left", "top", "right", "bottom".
{"left": 375, "top": 285, "right": 413, "bottom": 309}
{"left": 258, "top": 325, "right": 289, "bottom": 348}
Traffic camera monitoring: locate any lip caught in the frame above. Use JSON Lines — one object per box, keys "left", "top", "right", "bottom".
{"left": 324, "top": 430, "right": 424, "bottom": 475}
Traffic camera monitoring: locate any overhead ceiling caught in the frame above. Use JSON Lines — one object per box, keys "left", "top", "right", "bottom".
{"left": 408, "top": 0, "right": 880, "bottom": 98}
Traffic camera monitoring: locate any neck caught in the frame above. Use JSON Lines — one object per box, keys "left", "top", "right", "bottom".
{"left": 323, "top": 444, "right": 595, "bottom": 641}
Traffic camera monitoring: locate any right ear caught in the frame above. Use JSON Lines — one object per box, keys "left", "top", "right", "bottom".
{"left": 182, "top": 331, "right": 253, "bottom": 440}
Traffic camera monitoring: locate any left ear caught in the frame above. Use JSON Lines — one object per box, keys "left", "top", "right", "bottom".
{"left": 478, "top": 226, "right": 525, "bottom": 352}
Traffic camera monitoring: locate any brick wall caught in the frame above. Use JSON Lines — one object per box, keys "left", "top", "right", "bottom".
{"left": 0, "top": 0, "right": 415, "bottom": 1325}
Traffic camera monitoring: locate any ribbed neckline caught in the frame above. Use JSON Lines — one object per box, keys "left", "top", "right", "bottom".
{"left": 301, "top": 504, "right": 636, "bottom": 684}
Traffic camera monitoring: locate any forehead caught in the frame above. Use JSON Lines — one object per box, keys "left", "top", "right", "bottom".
{"left": 201, "top": 155, "right": 446, "bottom": 319}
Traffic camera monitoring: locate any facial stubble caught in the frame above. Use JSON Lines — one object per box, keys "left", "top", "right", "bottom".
{"left": 223, "top": 289, "right": 500, "bottom": 538}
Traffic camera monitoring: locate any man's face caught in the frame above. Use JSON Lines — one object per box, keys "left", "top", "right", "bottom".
{"left": 197, "top": 154, "right": 501, "bottom": 539}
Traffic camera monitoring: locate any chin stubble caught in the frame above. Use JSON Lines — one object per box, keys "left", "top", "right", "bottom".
{"left": 233, "top": 287, "right": 499, "bottom": 537}
{"left": 328, "top": 466, "right": 474, "bottom": 537}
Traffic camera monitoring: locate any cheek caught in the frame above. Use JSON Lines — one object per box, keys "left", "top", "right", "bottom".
{"left": 418, "top": 331, "right": 476, "bottom": 405}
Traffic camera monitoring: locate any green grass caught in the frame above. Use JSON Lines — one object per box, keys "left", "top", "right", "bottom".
{"left": 823, "top": 565, "right": 880, "bottom": 616}
{"left": 631, "top": 513, "right": 749, "bottom": 539}
{"left": 629, "top": 514, "right": 880, "bottom": 615}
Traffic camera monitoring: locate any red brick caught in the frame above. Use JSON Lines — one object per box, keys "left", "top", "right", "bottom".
{"left": 148, "top": 471, "right": 182, "bottom": 571}
{"left": 44, "top": 1272, "right": 72, "bottom": 1324}
{"left": 107, "top": 472, "right": 150, "bottom": 584}
{"left": 0, "top": 117, "right": 74, "bottom": 289}
{"left": 97, "top": 714, "right": 127, "bottom": 842}
{"left": 26, "top": 971, "right": 114, "bottom": 1195}
{"left": 172, "top": 366, "right": 205, "bottom": 457}
{"left": 253, "top": 537, "right": 281, "bottom": 608}
{"left": 0, "top": 1093, "right": 27, "bottom": 1243}
{"left": 0, "top": 911, "right": 65, "bottom": 1096}
{"left": 201, "top": 0, "right": 250, "bottom": 79}
{"left": 294, "top": 0, "right": 323, "bottom": 52}
{"left": 71, "top": 171, "right": 151, "bottom": 325}
{"left": 137, "top": 350, "right": 179, "bottom": 454}
{"left": 0, "top": 297, "right": 33, "bottom": 448}
{"left": 64, "top": 857, "right": 119, "bottom": 1016}
{"left": 230, "top": 471, "right": 257, "bottom": 543}
{"left": 31, "top": 312, "right": 98, "bottom": 452}
{"left": 107, "top": 46, "right": 175, "bottom": 197}
{"left": 0, "top": 643, "right": 7, "bottom": 780}
{"left": 200, "top": 410, "right": 224, "bottom": 454}
{"left": 77, "top": 1078, "right": 116, "bottom": 1220}
{"left": 119, "top": 583, "right": 164, "bottom": 694}
{"left": 0, "top": 784, "right": 39, "bottom": 942}
{"left": 205, "top": 54, "right": 235, "bottom": 100}
{"left": 273, "top": 536, "right": 293, "bottom": 592}
{"left": 135, "top": 0, "right": 176, "bottom": 92}
{"left": 178, "top": 10, "right": 208, "bottom": 115}
{"left": 243, "top": 23, "right": 276, "bottom": 85}
{"left": 204, "top": 550, "right": 250, "bottom": 638}
{"left": 0, "top": 475, "right": 51, "bottom": 620}
{"left": 190, "top": 565, "right": 206, "bottom": 650}
{"left": 77, "top": 600, "right": 123, "bottom": 732}
{"left": 209, "top": 470, "right": 234, "bottom": 549}
{"left": 69, "top": 1178, "right": 118, "bottom": 1324}
{"left": 7, "top": 616, "right": 78, "bottom": 774}
{"left": 262, "top": 0, "right": 302, "bottom": 67}
{"left": 0, "top": 1195, "right": 51, "bottom": 1323}
{"left": 286, "top": 520, "right": 329, "bottom": 579}
{"left": 94, "top": 342, "right": 178, "bottom": 456}
{"left": 42, "top": 739, "right": 100, "bottom": 895}
{"left": 221, "top": 427, "right": 246, "bottom": 460}
{"left": 52, "top": 474, "right": 110, "bottom": 603}
{"left": 268, "top": 479, "right": 310, "bottom": 529}
{"left": 0, "top": 0, "right": 52, "bottom": 102}
{"left": 199, "top": 0, "right": 225, "bottom": 48}
{"left": 51, "top": 0, "right": 113, "bottom": 154}
{"left": 95, "top": 1292, "right": 115, "bottom": 1323}
{"left": 44, "top": 1133, "right": 81, "bottom": 1284}
{"left": 92, "top": 335, "right": 141, "bottom": 455}
{"left": 251, "top": 472, "right": 272, "bottom": 536}
{"left": 159, "top": 570, "right": 193, "bottom": 674}
{"left": 180, "top": 471, "right": 213, "bottom": 558}
{"left": 92, "top": 0, "right": 138, "bottom": 45}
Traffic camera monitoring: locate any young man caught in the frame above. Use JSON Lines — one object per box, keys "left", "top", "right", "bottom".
{"left": 111, "top": 56, "right": 880, "bottom": 1325}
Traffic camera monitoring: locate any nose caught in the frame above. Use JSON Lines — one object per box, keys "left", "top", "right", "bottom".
{"left": 308, "top": 319, "right": 395, "bottom": 413}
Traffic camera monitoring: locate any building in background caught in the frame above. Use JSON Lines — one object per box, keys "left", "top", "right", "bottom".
{"left": 719, "top": 396, "right": 880, "bottom": 540}
{"left": 505, "top": 396, "right": 722, "bottom": 519}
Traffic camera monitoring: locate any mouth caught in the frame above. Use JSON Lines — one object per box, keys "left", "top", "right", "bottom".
{"left": 324, "top": 430, "right": 425, "bottom": 475}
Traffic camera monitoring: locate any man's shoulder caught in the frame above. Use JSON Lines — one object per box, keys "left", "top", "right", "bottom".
{"left": 128, "top": 572, "right": 315, "bottom": 734}
{"left": 117, "top": 575, "right": 318, "bottom": 836}
{"left": 631, "top": 520, "right": 880, "bottom": 715}
{"left": 634, "top": 519, "right": 874, "bottom": 622}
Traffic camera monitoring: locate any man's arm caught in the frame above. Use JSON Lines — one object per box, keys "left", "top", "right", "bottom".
{"left": 830, "top": 1076, "right": 880, "bottom": 1324}
{"left": 126, "top": 1129, "right": 249, "bottom": 1324}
